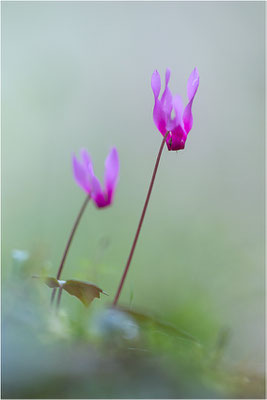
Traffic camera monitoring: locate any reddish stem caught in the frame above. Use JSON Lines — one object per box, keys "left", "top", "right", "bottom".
{"left": 56, "top": 287, "right": 63, "bottom": 311}
{"left": 113, "top": 131, "right": 169, "bottom": 306}
{"left": 51, "top": 194, "right": 90, "bottom": 305}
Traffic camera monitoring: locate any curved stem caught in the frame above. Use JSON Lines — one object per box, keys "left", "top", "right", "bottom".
{"left": 113, "top": 131, "right": 169, "bottom": 306}
{"left": 51, "top": 194, "right": 90, "bottom": 305}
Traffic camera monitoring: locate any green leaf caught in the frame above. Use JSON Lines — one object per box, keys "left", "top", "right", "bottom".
{"left": 115, "top": 305, "right": 200, "bottom": 344}
{"left": 63, "top": 279, "right": 107, "bottom": 307}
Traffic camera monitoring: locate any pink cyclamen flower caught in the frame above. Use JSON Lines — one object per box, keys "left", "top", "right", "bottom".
{"left": 72, "top": 147, "right": 119, "bottom": 208}
{"left": 151, "top": 67, "right": 199, "bottom": 151}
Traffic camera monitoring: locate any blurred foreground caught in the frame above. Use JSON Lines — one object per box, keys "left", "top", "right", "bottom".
{"left": 2, "top": 253, "right": 264, "bottom": 399}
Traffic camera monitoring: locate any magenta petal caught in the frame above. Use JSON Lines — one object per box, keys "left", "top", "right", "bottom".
{"left": 161, "top": 68, "right": 172, "bottom": 115}
{"left": 167, "top": 125, "right": 187, "bottom": 151}
{"left": 187, "top": 67, "right": 199, "bottom": 101}
{"left": 72, "top": 155, "right": 91, "bottom": 194}
{"left": 151, "top": 70, "right": 161, "bottom": 99}
{"left": 174, "top": 95, "right": 184, "bottom": 124}
{"left": 104, "top": 147, "right": 119, "bottom": 203}
{"left": 165, "top": 68, "right": 171, "bottom": 86}
{"left": 81, "top": 148, "right": 92, "bottom": 168}
{"left": 81, "top": 148, "right": 95, "bottom": 180}
{"left": 183, "top": 68, "right": 199, "bottom": 134}
{"left": 162, "top": 87, "right": 173, "bottom": 117}
{"left": 183, "top": 101, "right": 193, "bottom": 134}
{"left": 153, "top": 98, "right": 167, "bottom": 135}
{"left": 152, "top": 69, "right": 171, "bottom": 135}
{"left": 91, "top": 175, "right": 107, "bottom": 208}
{"left": 167, "top": 94, "right": 183, "bottom": 132}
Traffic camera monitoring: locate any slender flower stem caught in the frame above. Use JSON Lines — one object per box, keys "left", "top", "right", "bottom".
{"left": 56, "top": 287, "right": 63, "bottom": 311}
{"left": 113, "top": 131, "right": 169, "bottom": 306}
{"left": 51, "top": 194, "right": 90, "bottom": 306}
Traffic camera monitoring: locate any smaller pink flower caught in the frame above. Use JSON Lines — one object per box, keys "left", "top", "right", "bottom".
{"left": 72, "top": 147, "right": 119, "bottom": 208}
{"left": 151, "top": 68, "right": 199, "bottom": 151}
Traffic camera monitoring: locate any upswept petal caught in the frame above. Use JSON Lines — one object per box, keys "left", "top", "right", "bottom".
{"left": 161, "top": 68, "right": 171, "bottom": 100}
{"left": 167, "top": 94, "right": 183, "bottom": 132}
{"left": 161, "top": 68, "right": 172, "bottom": 116}
{"left": 183, "top": 100, "right": 193, "bottom": 134}
{"left": 104, "top": 147, "right": 119, "bottom": 203}
{"left": 90, "top": 175, "right": 107, "bottom": 208}
{"left": 81, "top": 148, "right": 92, "bottom": 169}
{"left": 72, "top": 155, "right": 91, "bottom": 193}
{"left": 80, "top": 148, "right": 95, "bottom": 181}
{"left": 153, "top": 99, "right": 167, "bottom": 135}
{"left": 165, "top": 68, "right": 171, "bottom": 86}
{"left": 173, "top": 95, "right": 184, "bottom": 126}
{"left": 183, "top": 68, "right": 199, "bottom": 134}
{"left": 151, "top": 70, "right": 161, "bottom": 99}
{"left": 187, "top": 67, "right": 199, "bottom": 101}
{"left": 162, "top": 88, "right": 173, "bottom": 117}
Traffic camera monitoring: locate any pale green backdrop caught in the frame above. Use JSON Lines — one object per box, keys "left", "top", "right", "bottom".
{"left": 2, "top": 0, "right": 265, "bottom": 376}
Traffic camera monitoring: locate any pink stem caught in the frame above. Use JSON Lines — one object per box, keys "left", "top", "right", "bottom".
{"left": 113, "top": 131, "right": 169, "bottom": 306}
{"left": 51, "top": 194, "right": 90, "bottom": 305}
{"left": 56, "top": 287, "right": 63, "bottom": 311}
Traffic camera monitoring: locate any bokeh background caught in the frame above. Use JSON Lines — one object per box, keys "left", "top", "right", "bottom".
{"left": 2, "top": 1, "right": 265, "bottom": 398}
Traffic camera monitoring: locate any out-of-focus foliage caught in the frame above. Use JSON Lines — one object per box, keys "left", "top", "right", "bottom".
{"left": 2, "top": 255, "right": 264, "bottom": 399}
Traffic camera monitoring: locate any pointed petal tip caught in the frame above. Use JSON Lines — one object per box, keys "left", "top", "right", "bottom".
{"left": 151, "top": 70, "right": 160, "bottom": 82}
{"left": 165, "top": 68, "right": 171, "bottom": 85}
{"left": 105, "top": 146, "right": 120, "bottom": 193}
{"left": 109, "top": 146, "right": 118, "bottom": 156}
{"left": 186, "top": 67, "right": 199, "bottom": 102}
{"left": 151, "top": 70, "right": 161, "bottom": 98}
{"left": 191, "top": 67, "right": 199, "bottom": 81}
{"left": 72, "top": 152, "right": 78, "bottom": 164}
{"left": 81, "top": 148, "right": 91, "bottom": 162}
{"left": 107, "top": 147, "right": 119, "bottom": 166}
{"left": 165, "top": 67, "right": 171, "bottom": 76}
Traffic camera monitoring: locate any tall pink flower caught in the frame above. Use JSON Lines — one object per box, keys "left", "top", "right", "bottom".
{"left": 151, "top": 68, "right": 199, "bottom": 151}
{"left": 72, "top": 147, "right": 119, "bottom": 208}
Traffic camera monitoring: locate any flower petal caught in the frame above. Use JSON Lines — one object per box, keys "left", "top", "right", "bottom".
{"left": 173, "top": 95, "right": 184, "bottom": 126}
{"left": 80, "top": 148, "right": 95, "bottom": 183}
{"left": 160, "top": 68, "right": 171, "bottom": 102}
{"left": 161, "top": 68, "right": 172, "bottom": 116}
{"left": 183, "top": 67, "right": 199, "bottom": 134}
{"left": 152, "top": 69, "right": 170, "bottom": 135}
{"left": 165, "top": 68, "right": 171, "bottom": 86}
{"left": 151, "top": 70, "right": 161, "bottom": 99}
{"left": 187, "top": 67, "right": 199, "bottom": 101}
{"left": 167, "top": 94, "right": 183, "bottom": 132}
{"left": 167, "top": 125, "right": 187, "bottom": 151}
{"left": 90, "top": 175, "right": 107, "bottom": 208}
{"left": 153, "top": 99, "right": 167, "bottom": 135}
{"left": 72, "top": 154, "right": 91, "bottom": 193}
{"left": 104, "top": 147, "right": 119, "bottom": 204}
{"left": 81, "top": 148, "right": 92, "bottom": 169}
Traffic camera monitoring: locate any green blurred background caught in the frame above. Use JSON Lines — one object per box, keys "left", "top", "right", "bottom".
{"left": 2, "top": 1, "right": 265, "bottom": 398}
